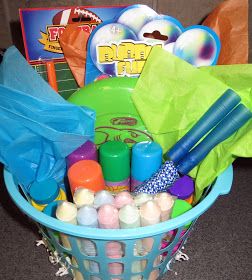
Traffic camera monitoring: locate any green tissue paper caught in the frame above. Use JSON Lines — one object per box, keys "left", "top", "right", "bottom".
{"left": 132, "top": 47, "right": 252, "bottom": 201}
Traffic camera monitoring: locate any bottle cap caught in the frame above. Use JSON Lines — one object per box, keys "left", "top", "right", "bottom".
{"left": 29, "top": 179, "right": 59, "bottom": 205}
{"left": 131, "top": 141, "right": 162, "bottom": 182}
{"left": 171, "top": 199, "right": 192, "bottom": 228}
{"left": 168, "top": 175, "right": 194, "bottom": 199}
{"left": 68, "top": 160, "right": 105, "bottom": 194}
{"left": 99, "top": 141, "right": 130, "bottom": 182}
{"left": 67, "top": 140, "right": 97, "bottom": 168}
{"left": 43, "top": 200, "right": 63, "bottom": 217}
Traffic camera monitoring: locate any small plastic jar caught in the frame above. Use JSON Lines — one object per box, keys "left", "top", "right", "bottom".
{"left": 29, "top": 179, "right": 66, "bottom": 211}
{"left": 67, "top": 140, "right": 98, "bottom": 168}
{"left": 168, "top": 175, "right": 195, "bottom": 204}
{"left": 67, "top": 160, "right": 105, "bottom": 195}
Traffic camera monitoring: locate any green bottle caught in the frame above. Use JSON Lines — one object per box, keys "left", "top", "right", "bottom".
{"left": 99, "top": 141, "right": 130, "bottom": 193}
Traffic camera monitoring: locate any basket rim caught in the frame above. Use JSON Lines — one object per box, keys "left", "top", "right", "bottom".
{"left": 3, "top": 165, "right": 233, "bottom": 240}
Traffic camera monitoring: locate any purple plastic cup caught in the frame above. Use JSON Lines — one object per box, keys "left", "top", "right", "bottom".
{"left": 167, "top": 175, "right": 194, "bottom": 200}
{"left": 67, "top": 140, "right": 98, "bottom": 168}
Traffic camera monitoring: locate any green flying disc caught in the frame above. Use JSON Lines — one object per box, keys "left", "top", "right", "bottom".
{"left": 68, "top": 77, "right": 152, "bottom": 147}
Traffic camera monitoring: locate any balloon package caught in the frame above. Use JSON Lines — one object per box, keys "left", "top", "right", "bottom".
{"left": 85, "top": 4, "right": 221, "bottom": 84}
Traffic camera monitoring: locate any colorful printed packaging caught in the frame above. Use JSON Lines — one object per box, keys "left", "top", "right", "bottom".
{"left": 19, "top": 6, "right": 127, "bottom": 64}
{"left": 85, "top": 4, "right": 220, "bottom": 84}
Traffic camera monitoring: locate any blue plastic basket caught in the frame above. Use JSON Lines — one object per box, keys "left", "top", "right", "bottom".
{"left": 4, "top": 165, "right": 233, "bottom": 280}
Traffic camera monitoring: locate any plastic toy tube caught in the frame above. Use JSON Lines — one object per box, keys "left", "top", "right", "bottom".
{"left": 134, "top": 104, "right": 251, "bottom": 194}
{"left": 167, "top": 89, "right": 241, "bottom": 164}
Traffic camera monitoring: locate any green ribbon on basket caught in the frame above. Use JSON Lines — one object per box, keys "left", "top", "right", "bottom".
{"left": 132, "top": 47, "right": 252, "bottom": 202}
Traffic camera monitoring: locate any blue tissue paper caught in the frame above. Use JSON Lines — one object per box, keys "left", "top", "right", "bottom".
{"left": 0, "top": 46, "right": 96, "bottom": 191}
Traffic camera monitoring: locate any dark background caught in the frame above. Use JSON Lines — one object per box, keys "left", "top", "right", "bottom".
{"left": 0, "top": 1, "right": 251, "bottom": 279}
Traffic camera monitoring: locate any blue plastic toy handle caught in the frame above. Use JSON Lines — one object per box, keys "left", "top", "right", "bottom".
{"left": 167, "top": 89, "right": 241, "bottom": 164}
{"left": 177, "top": 104, "right": 252, "bottom": 175}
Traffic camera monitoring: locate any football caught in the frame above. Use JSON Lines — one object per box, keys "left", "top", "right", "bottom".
{"left": 52, "top": 7, "right": 102, "bottom": 26}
